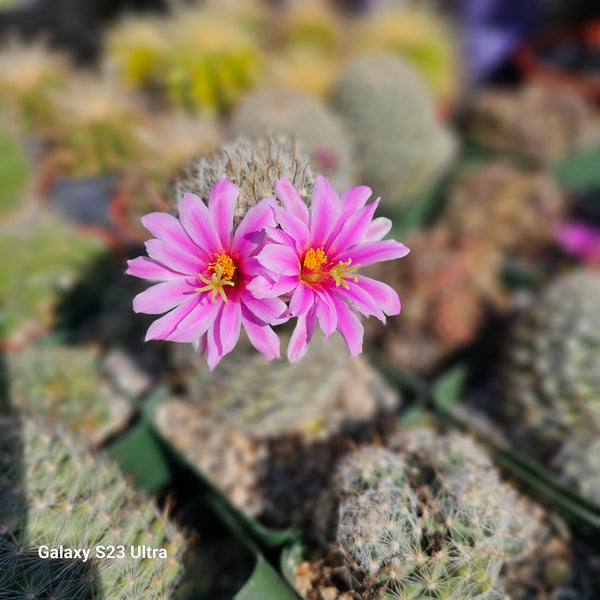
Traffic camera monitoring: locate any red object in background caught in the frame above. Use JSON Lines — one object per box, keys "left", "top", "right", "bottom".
{"left": 515, "top": 20, "right": 600, "bottom": 103}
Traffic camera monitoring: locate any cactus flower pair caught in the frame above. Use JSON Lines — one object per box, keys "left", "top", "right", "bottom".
{"left": 127, "top": 176, "right": 409, "bottom": 368}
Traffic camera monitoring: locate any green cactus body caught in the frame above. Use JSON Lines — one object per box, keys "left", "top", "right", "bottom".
{"left": 497, "top": 270, "right": 600, "bottom": 459}
{"left": 173, "top": 137, "right": 315, "bottom": 227}
{"left": 155, "top": 333, "right": 398, "bottom": 528}
{"left": 332, "top": 53, "right": 455, "bottom": 210}
{"left": 297, "top": 428, "right": 540, "bottom": 600}
{"left": 228, "top": 88, "right": 354, "bottom": 191}
{"left": 0, "top": 416, "right": 185, "bottom": 599}
{"left": 0, "top": 215, "right": 107, "bottom": 348}
{"left": 6, "top": 344, "right": 134, "bottom": 447}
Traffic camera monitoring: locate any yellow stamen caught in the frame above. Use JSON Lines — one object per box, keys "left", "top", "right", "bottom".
{"left": 330, "top": 259, "right": 360, "bottom": 289}
{"left": 303, "top": 247, "right": 327, "bottom": 270}
{"left": 196, "top": 263, "right": 235, "bottom": 303}
{"left": 209, "top": 253, "right": 236, "bottom": 281}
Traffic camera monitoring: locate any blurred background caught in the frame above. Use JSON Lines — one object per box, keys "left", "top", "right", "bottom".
{"left": 2, "top": 0, "right": 600, "bottom": 599}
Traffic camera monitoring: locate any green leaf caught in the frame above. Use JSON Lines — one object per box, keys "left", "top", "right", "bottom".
{"left": 235, "top": 555, "right": 300, "bottom": 600}
{"left": 554, "top": 144, "right": 600, "bottom": 189}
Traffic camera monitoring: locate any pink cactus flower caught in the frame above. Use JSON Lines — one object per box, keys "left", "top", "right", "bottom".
{"left": 126, "top": 177, "right": 287, "bottom": 369}
{"left": 252, "top": 176, "right": 410, "bottom": 361}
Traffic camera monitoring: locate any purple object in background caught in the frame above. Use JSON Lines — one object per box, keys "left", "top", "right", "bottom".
{"left": 555, "top": 220, "right": 600, "bottom": 264}
{"left": 461, "top": 0, "right": 539, "bottom": 82}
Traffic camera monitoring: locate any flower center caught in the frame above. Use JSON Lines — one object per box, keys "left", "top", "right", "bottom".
{"left": 301, "top": 247, "right": 360, "bottom": 289}
{"left": 196, "top": 253, "right": 237, "bottom": 303}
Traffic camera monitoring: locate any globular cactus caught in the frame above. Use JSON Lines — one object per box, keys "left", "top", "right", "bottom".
{"left": 366, "top": 227, "right": 503, "bottom": 374}
{"left": 229, "top": 88, "right": 354, "bottom": 191}
{"left": 154, "top": 333, "right": 398, "bottom": 528}
{"left": 163, "top": 9, "right": 263, "bottom": 113}
{"left": 295, "top": 428, "right": 542, "bottom": 600}
{"left": 355, "top": 7, "right": 458, "bottom": 104}
{"left": 466, "top": 84, "right": 600, "bottom": 167}
{"left": 552, "top": 437, "right": 600, "bottom": 501}
{"left": 173, "top": 136, "right": 315, "bottom": 226}
{"left": 0, "top": 36, "right": 69, "bottom": 134}
{"left": 440, "top": 162, "right": 565, "bottom": 261}
{"left": 0, "top": 215, "right": 107, "bottom": 349}
{"left": 0, "top": 415, "right": 185, "bottom": 599}
{"left": 6, "top": 343, "right": 135, "bottom": 447}
{"left": 495, "top": 269, "right": 600, "bottom": 461}
{"left": 332, "top": 53, "right": 455, "bottom": 210}
{"left": 46, "top": 72, "right": 145, "bottom": 177}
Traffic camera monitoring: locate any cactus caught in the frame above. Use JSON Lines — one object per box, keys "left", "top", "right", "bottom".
{"left": 332, "top": 53, "right": 455, "bottom": 210}
{"left": 355, "top": 7, "right": 458, "bottom": 103}
{"left": 0, "top": 415, "right": 185, "bottom": 599}
{"left": 366, "top": 227, "right": 503, "bottom": 374}
{"left": 296, "top": 428, "right": 541, "bottom": 600}
{"left": 173, "top": 136, "right": 316, "bottom": 227}
{"left": 0, "top": 36, "right": 69, "bottom": 134}
{"left": 163, "top": 8, "right": 263, "bottom": 113}
{"left": 45, "top": 71, "right": 145, "bottom": 177}
{"left": 495, "top": 269, "right": 600, "bottom": 460}
{"left": 6, "top": 343, "right": 134, "bottom": 447}
{"left": 552, "top": 436, "right": 600, "bottom": 501}
{"left": 0, "top": 215, "right": 107, "bottom": 348}
{"left": 154, "top": 332, "right": 398, "bottom": 528}
{"left": 229, "top": 87, "right": 354, "bottom": 191}
{"left": 466, "top": 84, "right": 600, "bottom": 167}
{"left": 105, "top": 13, "right": 170, "bottom": 89}
{"left": 440, "top": 162, "right": 565, "bottom": 261}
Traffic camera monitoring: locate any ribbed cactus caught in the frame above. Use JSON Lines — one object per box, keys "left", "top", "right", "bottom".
{"left": 332, "top": 53, "right": 455, "bottom": 210}
{"left": 155, "top": 333, "right": 398, "bottom": 527}
{"left": 6, "top": 343, "right": 134, "bottom": 447}
{"left": 229, "top": 88, "right": 354, "bottom": 191}
{"left": 440, "top": 162, "right": 565, "bottom": 260}
{"left": 0, "top": 415, "right": 185, "bottom": 599}
{"left": 173, "top": 136, "right": 315, "bottom": 227}
{"left": 366, "top": 227, "right": 502, "bottom": 375}
{"left": 0, "top": 215, "right": 107, "bottom": 348}
{"left": 496, "top": 269, "right": 600, "bottom": 460}
{"left": 296, "top": 428, "right": 540, "bottom": 600}
{"left": 466, "top": 84, "right": 600, "bottom": 167}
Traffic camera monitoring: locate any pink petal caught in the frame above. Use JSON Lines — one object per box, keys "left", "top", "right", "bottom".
{"left": 345, "top": 240, "right": 410, "bottom": 267}
{"left": 330, "top": 295, "right": 364, "bottom": 356}
{"left": 329, "top": 199, "right": 379, "bottom": 253}
{"left": 233, "top": 197, "right": 277, "bottom": 255}
{"left": 314, "top": 289, "right": 337, "bottom": 336}
{"left": 132, "top": 279, "right": 194, "bottom": 314}
{"left": 241, "top": 290, "right": 288, "bottom": 325}
{"left": 274, "top": 206, "right": 310, "bottom": 253}
{"left": 246, "top": 274, "right": 298, "bottom": 299}
{"left": 335, "top": 281, "right": 386, "bottom": 322}
{"left": 126, "top": 256, "right": 181, "bottom": 281}
{"left": 178, "top": 192, "right": 221, "bottom": 253}
{"left": 205, "top": 318, "right": 222, "bottom": 370}
{"left": 145, "top": 239, "right": 203, "bottom": 275}
{"left": 241, "top": 305, "right": 280, "bottom": 360}
{"left": 364, "top": 217, "right": 392, "bottom": 241}
{"left": 209, "top": 177, "right": 238, "bottom": 248}
{"left": 144, "top": 296, "right": 199, "bottom": 341}
{"left": 310, "top": 176, "right": 341, "bottom": 245}
{"left": 274, "top": 177, "right": 310, "bottom": 225}
{"left": 141, "top": 212, "right": 202, "bottom": 258}
{"left": 355, "top": 275, "right": 401, "bottom": 316}
{"left": 340, "top": 186, "right": 372, "bottom": 221}
{"left": 168, "top": 295, "right": 221, "bottom": 343}
{"left": 218, "top": 298, "right": 242, "bottom": 357}
{"left": 256, "top": 244, "right": 300, "bottom": 276}
{"left": 287, "top": 307, "right": 318, "bottom": 362}
{"left": 289, "top": 283, "right": 315, "bottom": 316}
